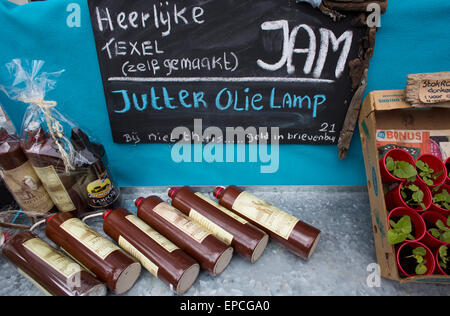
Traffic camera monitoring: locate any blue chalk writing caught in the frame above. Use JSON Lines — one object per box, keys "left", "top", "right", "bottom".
{"left": 313, "top": 95, "right": 326, "bottom": 118}
{"left": 112, "top": 87, "right": 325, "bottom": 119}
{"left": 133, "top": 93, "right": 147, "bottom": 111}
{"left": 113, "top": 90, "right": 131, "bottom": 113}
{"left": 179, "top": 90, "right": 192, "bottom": 108}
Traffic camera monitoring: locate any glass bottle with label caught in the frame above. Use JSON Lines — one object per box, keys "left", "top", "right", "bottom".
{"left": 70, "top": 128, "right": 120, "bottom": 210}
{"left": 103, "top": 208, "right": 200, "bottom": 294}
{"left": 2, "top": 231, "right": 107, "bottom": 296}
{"left": 45, "top": 212, "right": 141, "bottom": 294}
{"left": 21, "top": 124, "right": 89, "bottom": 216}
{"left": 0, "top": 127, "right": 56, "bottom": 215}
{"left": 169, "top": 187, "right": 269, "bottom": 263}
{"left": 135, "top": 196, "right": 234, "bottom": 276}
{"left": 214, "top": 186, "right": 321, "bottom": 260}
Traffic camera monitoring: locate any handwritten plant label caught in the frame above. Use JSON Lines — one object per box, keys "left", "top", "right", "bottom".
{"left": 419, "top": 79, "right": 450, "bottom": 104}
{"left": 87, "top": 0, "right": 366, "bottom": 144}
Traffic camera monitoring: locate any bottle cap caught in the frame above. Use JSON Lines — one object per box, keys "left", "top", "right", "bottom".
{"left": 103, "top": 209, "right": 113, "bottom": 219}
{"left": 46, "top": 214, "right": 56, "bottom": 223}
{"left": 168, "top": 188, "right": 179, "bottom": 199}
{"left": 214, "top": 187, "right": 225, "bottom": 199}
{"left": 135, "top": 197, "right": 145, "bottom": 208}
{"left": 26, "top": 123, "right": 46, "bottom": 141}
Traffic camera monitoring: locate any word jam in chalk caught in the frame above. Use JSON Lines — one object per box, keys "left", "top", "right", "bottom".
{"left": 88, "top": 0, "right": 364, "bottom": 144}
{"left": 113, "top": 88, "right": 326, "bottom": 118}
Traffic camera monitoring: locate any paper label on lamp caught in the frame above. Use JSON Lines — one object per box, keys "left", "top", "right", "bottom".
{"left": 60, "top": 218, "right": 120, "bottom": 260}
{"left": 153, "top": 203, "right": 210, "bottom": 243}
{"left": 232, "top": 191, "right": 299, "bottom": 240}
{"left": 118, "top": 236, "right": 159, "bottom": 277}
{"left": 419, "top": 79, "right": 450, "bottom": 104}
{"left": 2, "top": 162, "right": 54, "bottom": 214}
{"left": 33, "top": 165, "right": 76, "bottom": 212}
{"left": 189, "top": 209, "right": 234, "bottom": 245}
{"left": 23, "top": 238, "right": 81, "bottom": 279}
{"left": 125, "top": 215, "right": 179, "bottom": 253}
{"left": 194, "top": 192, "right": 248, "bottom": 225}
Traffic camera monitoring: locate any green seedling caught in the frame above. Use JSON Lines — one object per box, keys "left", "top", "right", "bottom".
{"left": 386, "top": 156, "right": 417, "bottom": 181}
{"left": 416, "top": 160, "right": 443, "bottom": 186}
{"left": 433, "top": 189, "right": 450, "bottom": 211}
{"left": 438, "top": 246, "right": 448, "bottom": 270}
{"left": 388, "top": 215, "right": 415, "bottom": 245}
{"left": 401, "top": 184, "right": 427, "bottom": 210}
{"left": 406, "top": 247, "right": 428, "bottom": 275}
{"left": 429, "top": 216, "right": 450, "bottom": 243}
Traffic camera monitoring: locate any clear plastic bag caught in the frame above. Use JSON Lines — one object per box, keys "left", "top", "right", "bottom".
{"left": 0, "top": 103, "right": 54, "bottom": 230}
{"left": 0, "top": 59, "right": 120, "bottom": 218}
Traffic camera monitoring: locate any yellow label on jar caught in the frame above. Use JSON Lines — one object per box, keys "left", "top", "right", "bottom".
{"left": 60, "top": 218, "right": 120, "bottom": 260}
{"left": 195, "top": 192, "right": 248, "bottom": 225}
{"left": 153, "top": 203, "right": 210, "bottom": 244}
{"left": 125, "top": 215, "right": 179, "bottom": 253}
{"left": 1, "top": 162, "right": 54, "bottom": 214}
{"left": 189, "top": 209, "right": 234, "bottom": 245}
{"left": 23, "top": 238, "right": 81, "bottom": 279}
{"left": 118, "top": 236, "right": 159, "bottom": 277}
{"left": 33, "top": 165, "right": 76, "bottom": 212}
{"left": 232, "top": 191, "right": 299, "bottom": 240}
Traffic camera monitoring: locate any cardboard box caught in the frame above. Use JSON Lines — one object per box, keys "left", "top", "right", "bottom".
{"left": 359, "top": 89, "right": 450, "bottom": 284}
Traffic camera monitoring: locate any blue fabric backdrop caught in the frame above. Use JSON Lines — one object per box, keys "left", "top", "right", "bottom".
{"left": 0, "top": 0, "right": 448, "bottom": 187}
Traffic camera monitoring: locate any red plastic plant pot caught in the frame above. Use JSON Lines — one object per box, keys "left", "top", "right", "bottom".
{"left": 416, "top": 154, "right": 447, "bottom": 188}
{"left": 445, "top": 157, "right": 450, "bottom": 185}
{"left": 422, "top": 211, "right": 450, "bottom": 249}
{"left": 379, "top": 148, "right": 416, "bottom": 184}
{"left": 435, "top": 245, "right": 450, "bottom": 276}
{"left": 388, "top": 207, "right": 427, "bottom": 242}
{"left": 429, "top": 184, "right": 450, "bottom": 216}
{"left": 385, "top": 180, "right": 432, "bottom": 212}
{"left": 396, "top": 242, "right": 435, "bottom": 278}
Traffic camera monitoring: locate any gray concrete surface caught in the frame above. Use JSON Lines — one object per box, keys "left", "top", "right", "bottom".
{"left": 0, "top": 186, "right": 448, "bottom": 296}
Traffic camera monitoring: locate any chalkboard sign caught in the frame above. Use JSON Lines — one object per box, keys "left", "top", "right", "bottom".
{"left": 88, "top": 0, "right": 367, "bottom": 144}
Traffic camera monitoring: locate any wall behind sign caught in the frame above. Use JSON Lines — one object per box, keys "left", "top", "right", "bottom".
{"left": 0, "top": 0, "right": 448, "bottom": 187}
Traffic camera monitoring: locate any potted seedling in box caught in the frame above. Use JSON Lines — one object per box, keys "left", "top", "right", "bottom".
{"left": 380, "top": 149, "right": 417, "bottom": 183}
{"left": 429, "top": 218, "right": 450, "bottom": 243}
{"left": 396, "top": 242, "right": 435, "bottom": 277}
{"left": 436, "top": 245, "right": 449, "bottom": 276}
{"left": 431, "top": 185, "right": 450, "bottom": 213}
{"left": 422, "top": 211, "right": 450, "bottom": 248}
{"left": 387, "top": 208, "right": 426, "bottom": 245}
{"left": 432, "top": 216, "right": 450, "bottom": 239}
{"left": 385, "top": 180, "right": 432, "bottom": 212}
{"left": 416, "top": 154, "right": 446, "bottom": 188}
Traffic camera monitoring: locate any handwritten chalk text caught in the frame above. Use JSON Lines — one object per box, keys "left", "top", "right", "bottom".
{"left": 112, "top": 87, "right": 327, "bottom": 118}
{"left": 95, "top": 3, "right": 205, "bottom": 36}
